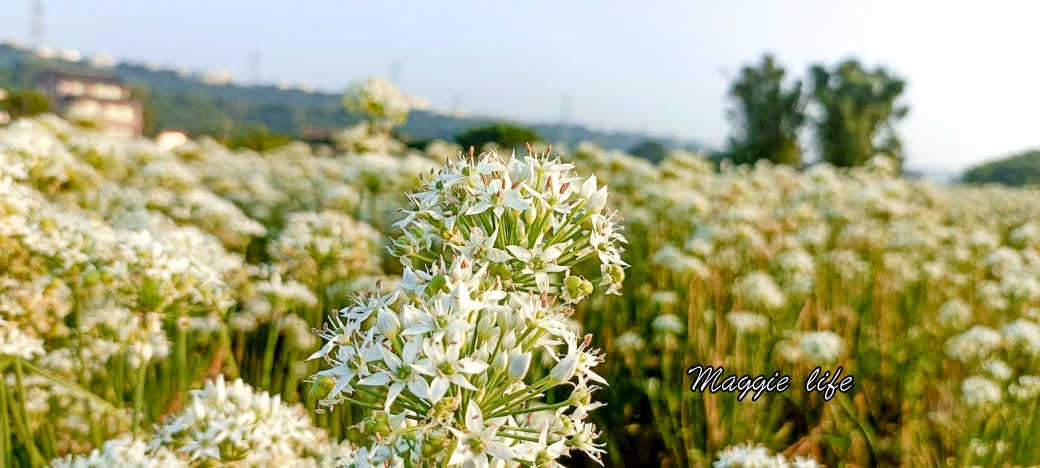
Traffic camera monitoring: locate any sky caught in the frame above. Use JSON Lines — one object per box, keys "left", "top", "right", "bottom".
{"left": 4, "top": 0, "right": 1040, "bottom": 171}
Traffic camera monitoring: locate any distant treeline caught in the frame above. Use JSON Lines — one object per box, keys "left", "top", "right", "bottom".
{"left": 0, "top": 43, "right": 701, "bottom": 153}
{"left": 962, "top": 150, "right": 1040, "bottom": 186}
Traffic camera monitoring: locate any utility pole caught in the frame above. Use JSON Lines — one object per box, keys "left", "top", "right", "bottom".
{"left": 451, "top": 94, "right": 462, "bottom": 116}
{"left": 561, "top": 91, "right": 572, "bottom": 147}
{"left": 389, "top": 59, "right": 401, "bottom": 86}
{"left": 31, "top": 0, "right": 44, "bottom": 48}
{"left": 250, "top": 50, "right": 260, "bottom": 84}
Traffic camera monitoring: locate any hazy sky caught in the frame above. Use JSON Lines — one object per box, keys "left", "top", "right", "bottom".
{"left": 5, "top": 1, "right": 1040, "bottom": 170}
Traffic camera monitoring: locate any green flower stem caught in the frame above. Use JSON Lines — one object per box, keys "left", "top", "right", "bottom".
{"left": 488, "top": 400, "right": 569, "bottom": 420}
{"left": 19, "top": 360, "right": 132, "bottom": 429}
{"left": 495, "top": 431, "right": 540, "bottom": 443}
{"left": 260, "top": 313, "right": 282, "bottom": 389}
{"left": 131, "top": 359, "right": 149, "bottom": 433}
{"left": 0, "top": 363, "right": 12, "bottom": 468}
{"left": 12, "top": 360, "right": 46, "bottom": 466}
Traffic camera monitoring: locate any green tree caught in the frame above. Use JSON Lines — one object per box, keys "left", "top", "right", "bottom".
{"left": 129, "top": 85, "right": 157, "bottom": 136}
{"left": 455, "top": 123, "right": 540, "bottom": 152}
{"left": 629, "top": 139, "right": 670, "bottom": 164}
{"left": 809, "top": 59, "right": 908, "bottom": 169}
{"left": 962, "top": 150, "right": 1040, "bottom": 186}
{"left": 1, "top": 87, "right": 50, "bottom": 120}
{"left": 225, "top": 125, "right": 292, "bottom": 152}
{"left": 725, "top": 55, "right": 806, "bottom": 166}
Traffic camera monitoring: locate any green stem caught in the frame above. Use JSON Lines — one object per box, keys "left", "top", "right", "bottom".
{"left": 132, "top": 360, "right": 149, "bottom": 433}
{"left": 488, "top": 400, "right": 569, "bottom": 419}
{"left": 0, "top": 364, "right": 11, "bottom": 468}
{"left": 11, "top": 361, "right": 45, "bottom": 466}
{"left": 260, "top": 317, "right": 281, "bottom": 390}
{"left": 19, "top": 360, "right": 132, "bottom": 429}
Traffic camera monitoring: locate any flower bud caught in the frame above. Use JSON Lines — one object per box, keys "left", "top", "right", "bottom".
{"left": 524, "top": 205, "right": 538, "bottom": 225}
{"left": 501, "top": 331, "right": 517, "bottom": 350}
{"left": 476, "top": 311, "right": 494, "bottom": 339}
{"left": 492, "top": 352, "right": 508, "bottom": 375}
{"left": 508, "top": 352, "right": 532, "bottom": 382}
{"left": 377, "top": 308, "right": 401, "bottom": 339}
{"left": 589, "top": 186, "right": 608, "bottom": 213}
{"left": 549, "top": 355, "right": 579, "bottom": 384}
{"left": 580, "top": 175, "right": 597, "bottom": 197}
{"left": 473, "top": 347, "right": 489, "bottom": 364}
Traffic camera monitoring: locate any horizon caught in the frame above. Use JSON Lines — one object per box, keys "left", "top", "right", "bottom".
{"left": 5, "top": 1, "right": 1040, "bottom": 171}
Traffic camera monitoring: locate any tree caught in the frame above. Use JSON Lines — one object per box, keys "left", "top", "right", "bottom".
{"left": 1, "top": 87, "right": 50, "bottom": 120}
{"left": 724, "top": 55, "right": 806, "bottom": 166}
{"left": 962, "top": 150, "right": 1040, "bottom": 186}
{"left": 628, "top": 139, "right": 670, "bottom": 164}
{"left": 809, "top": 59, "right": 908, "bottom": 169}
{"left": 226, "top": 125, "right": 293, "bottom": 152}
{"left": 455, "top": 123, "right": 540, "bottom": 152}
{"left": 129, "top": 85, "right": 156, "bottom": 136}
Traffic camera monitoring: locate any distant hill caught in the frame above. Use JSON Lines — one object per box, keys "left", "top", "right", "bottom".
{"left": 962, "top": 150, "right": 1040, "bottom": 186}
{"left": 0, "top": 42, "right": 703, "bottom": 152}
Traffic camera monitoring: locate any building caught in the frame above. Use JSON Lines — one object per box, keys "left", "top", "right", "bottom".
{"left": 36, "top": 69, "right": 143, "bottom": 139}
{"left": 0, "top": 87, "right": 9, "bottom": 124}
{"left": 155, "top": 129, "right": 189, "bottom": 150}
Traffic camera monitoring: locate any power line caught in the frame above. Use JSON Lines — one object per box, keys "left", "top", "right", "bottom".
{"left": 389, "top": 59, "right": 401, "bottom": 87}
{"left": 30, "top": 0, "right": 44, "bottom": 47}
{"left": 250, "top": 50, "right": 260, "bottom": 83}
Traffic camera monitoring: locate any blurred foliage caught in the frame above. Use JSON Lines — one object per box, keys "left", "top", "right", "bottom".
{"left": 629, "top": 139, "right": 670, "bottom": 164}
{"left": 455, "top": 122, "right": 541, "bottom": 152}
{"left": 962, "top": 150, "right": 1040, "bottom": 186}
{"left": 225, "top": 125, "right": 294, "bottom": 152}
{"left": 129, "top": 84, "right": 157, "bottom": 136}
{"left": 0, "top": 87, "right": 50, "bottom": 120}
{"left": 809, "top": 59, "right": 908, "bottom": 170}
{"left": 724, "top": 55, "right": 806, "bottom": 167}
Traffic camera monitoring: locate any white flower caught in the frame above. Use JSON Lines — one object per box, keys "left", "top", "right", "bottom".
{"left": 800, "top": 331, "right": 844, "bottom": 364}
{"left": 726, "top": 311, "right": 769, "bottom": 334}
{"left": 945, "top": 326, "right": 1003, "bottom": 363}
{"left": 414, "top": 338, "right": 489, "bottom": 402}
{"left": 446, "top": 401, "right": 518, "bottom": 468}
{"left": 465, "top": 176, "right": 532, "bottom": 218}
{"left": 962, "top": 376, "right": 1002, "bottom": 407}
{"left": 357, "top": 339, "right": 433, "bottom": 411}
{"left": 1002, "top": 319, "right": 1040, "bottom": 357}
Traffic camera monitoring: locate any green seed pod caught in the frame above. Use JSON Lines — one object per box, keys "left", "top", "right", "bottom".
{"left": 426, "top": 274, "right": 449, "bottom": 295}
{"left": 309, "top": 375, "right": 336, "bottom": 400}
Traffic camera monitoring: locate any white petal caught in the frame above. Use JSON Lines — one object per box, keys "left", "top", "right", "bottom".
{"left": 407, "top": 376, "right": 432, "bottom": 400}
{"left": 466, "top": 201, "right": 493, "bottom": 216}
{"left": 385, "top": 382, "right": 405, "bottom": 411}
{"left": 465, "top": 400, "right": 484, "bottom": 432}
{"left": 357, "top": 372, "right": 390, "bottom": 386}
{"left": 506, "top": 245, "right": 533, "bottom": 262}
{"left": 457, "top": 358, "right": 489, "bottom": 374}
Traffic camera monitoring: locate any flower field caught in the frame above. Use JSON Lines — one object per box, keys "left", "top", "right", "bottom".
{"left": 1, "top": 110, "right": 1040, "bottom": 467}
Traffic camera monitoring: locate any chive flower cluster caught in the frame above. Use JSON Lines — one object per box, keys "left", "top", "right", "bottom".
{"left": 307, "top": 147, "right": 627, "bottom": 467}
